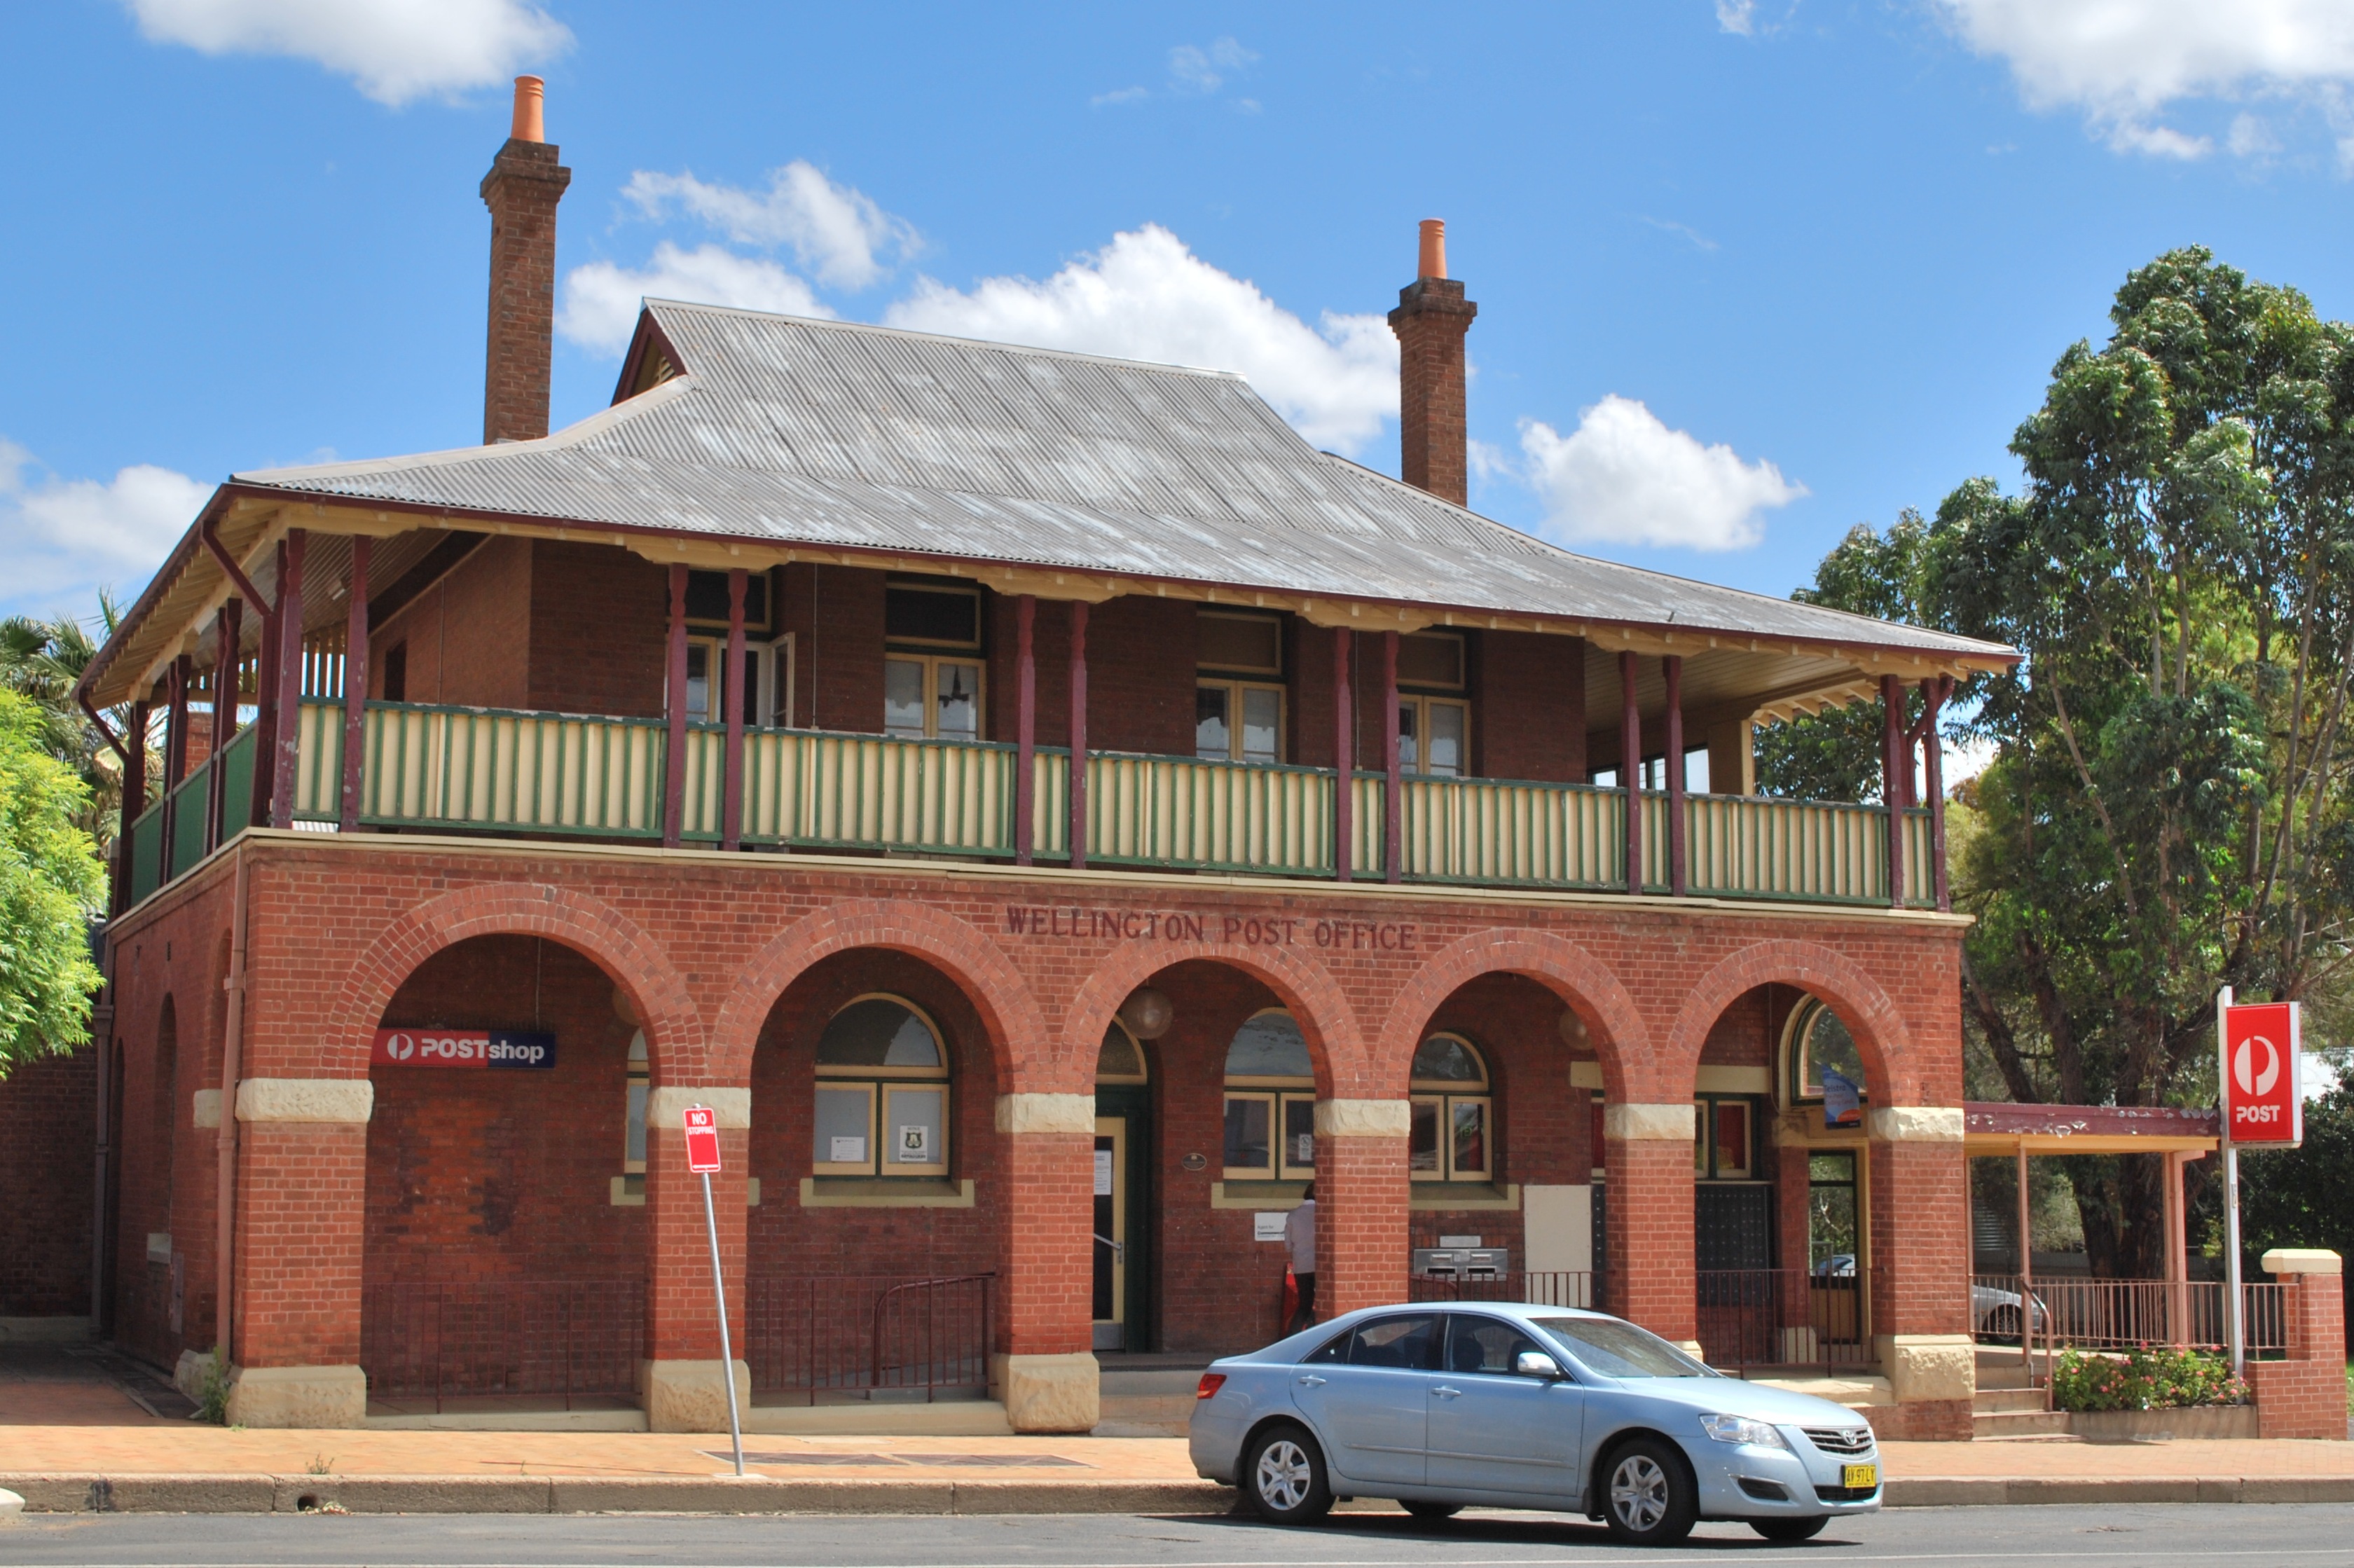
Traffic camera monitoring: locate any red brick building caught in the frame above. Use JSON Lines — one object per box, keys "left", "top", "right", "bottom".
{"left": 76, "top": 84, "right": 2019, "bottom": 1435}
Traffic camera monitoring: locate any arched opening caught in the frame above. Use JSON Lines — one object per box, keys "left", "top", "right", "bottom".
{"left": 1397, "top": 972, "right": 1595, "bottom": 1309}
{"left": 359, "top": 935, "right": 647, "bottom": 1416}
{"left": 745, "top": 949, "right": 1000, "bottom": 1407}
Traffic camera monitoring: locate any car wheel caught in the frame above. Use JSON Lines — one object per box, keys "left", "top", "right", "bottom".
{"left": 1751, "top": 1515, "right": 1830, "bottom": 1542}
{"left": 1601, "top": 1438, "right": 1698, "bottom": 1546}
{"left": 1402, "top": 1501, "right": 1462, "bottom": 1520}
{"left": 1243, "top": 1424, "right": 1333, "bottom": 1525}
{"left": 1984, "top": 1305, "right": 2021, "bottom": 1345}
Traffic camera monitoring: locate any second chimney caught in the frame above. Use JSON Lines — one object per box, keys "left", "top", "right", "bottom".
{"left": 480, "top": 76, "right": 572, "bottom": 444}
{"left": 1388, "top": 218, "right": 1478, "bottom": 506}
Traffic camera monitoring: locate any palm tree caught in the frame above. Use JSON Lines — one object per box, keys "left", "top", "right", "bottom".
{"left": 0, "top": 592, "right": 152, "bottom": 851}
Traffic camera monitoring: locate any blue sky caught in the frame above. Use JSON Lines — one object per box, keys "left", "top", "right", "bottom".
{"left": 5, "top": 1, "right": 2354, "bottom": 625}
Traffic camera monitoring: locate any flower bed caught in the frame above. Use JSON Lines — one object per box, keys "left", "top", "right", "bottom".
{"left": 2051, "top": 1345, "right": 2248, "bottom": 1412}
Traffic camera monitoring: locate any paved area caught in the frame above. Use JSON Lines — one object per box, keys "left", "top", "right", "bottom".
{"left": 8, "top": 1504, "right": 2354, "bottom": 1564}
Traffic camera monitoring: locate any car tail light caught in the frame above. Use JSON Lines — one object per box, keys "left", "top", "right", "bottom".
{"left": 1196, "top": 1373, "right": 1227, "bottom": 1400}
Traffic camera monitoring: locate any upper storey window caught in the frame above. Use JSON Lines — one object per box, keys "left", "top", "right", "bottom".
{"left": 670, "top": 569, "right": 790, "bottom": 728}
{"left": 1197, "top": 612, "right": 1285, "bottom": 765}
{"left": 884, "top": 582, "right": 984, "bottom": 742}
{"left": 1396, "top": 631, "right": 1468, "bottom": 778}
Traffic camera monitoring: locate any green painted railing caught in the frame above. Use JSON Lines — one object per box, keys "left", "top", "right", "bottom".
{"left": 119, "top": 701, "right": 1946, "bottom": 912}
{"left": 1086, "top": 751, "right": 1335, "bottom": 876}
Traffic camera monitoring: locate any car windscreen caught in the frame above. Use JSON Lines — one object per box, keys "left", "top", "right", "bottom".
{"left": 1531, "top": 1316, "right": 1713, "bottom": 1379}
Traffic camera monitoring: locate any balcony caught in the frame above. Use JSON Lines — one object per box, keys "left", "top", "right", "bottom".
{"left": 120, "top": 699, "right": 1938, "bottom": 910}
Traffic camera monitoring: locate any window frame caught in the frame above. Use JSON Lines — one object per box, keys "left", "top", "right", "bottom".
{"left": 1409, "top": 1031, "right": 1494, "bottom": 1183}
{"left": 1197, "top": 610, "right": 1286, "bottom": 677}
{"left": 1096, "top": 1018, "right": 1148, "bottom": 1085}
{"left": 1396, "top": 630, "right": 1466, "bottom": 691}
{"left": 623, "top": 1029, "right": 649, "bottom": 1176}
{"left": 1782, "top": 996, "right": 1868, "bottom": 1108}
{"left": 1196, "top": 678, "right": 1288, "bottom": 764}
{"left": 1693, "top": 1094, "right": 1758, "bottom": 1181}
{"left": 1398, "top": 694, "right": 1472, "bottom": 778}
{"left": 813, "top": 993, "right": 951, "bottom": 1180}
{"left": 883, "top": 581, "right": 984, "bottom": 651}
{"left": 885, "top": 652, "right": 986, "bottom": 742}
{"left": 1223, "top": 1007, "right": 1314, "bottom": 1179}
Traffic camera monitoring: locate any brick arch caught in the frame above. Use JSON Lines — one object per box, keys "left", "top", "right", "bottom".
{"left": 1059, "top": 940, "right": 1367, "bottom": 1099}
{"left": 708, "top": 900, "right": 1048, "bottom": 1089}
{"left": 323, "top": 882, "right": 703, "bottom": 1080}
{"left": 1666, "top": 939, "right": 1917, "bottom": 1103}
{"left": 1372, "top": 928, "right": 1654, "bottom": 1100}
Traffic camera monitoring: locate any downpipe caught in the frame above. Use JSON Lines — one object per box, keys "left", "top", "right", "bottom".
{"left": 214, "top": 843, "right": 251, "bottom": 1380}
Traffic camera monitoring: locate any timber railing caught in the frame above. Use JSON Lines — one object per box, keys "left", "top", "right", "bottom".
{"left": 122, "top": 699, "right": 1942, "bottom": 911}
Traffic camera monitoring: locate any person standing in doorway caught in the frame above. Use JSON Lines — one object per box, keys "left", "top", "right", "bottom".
{"left": 1284, "top": 1183, "right": 1317, "bottom": 1333}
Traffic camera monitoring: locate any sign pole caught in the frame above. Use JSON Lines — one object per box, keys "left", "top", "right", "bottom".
{"left": 682, "top": 1103, "right": 743, "bottom": 1477}
{"left": 701, "top": 1166, "right": 744, "bottom": 1476}
{"left": 2217, "top": 986, "right": 2244, "bottom": 1383}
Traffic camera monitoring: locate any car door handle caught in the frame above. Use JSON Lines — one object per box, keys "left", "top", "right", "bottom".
{"left": 1433, "top": 1385, "right": 1463, "bottom": 1398}
{"left": 1297, "top": 1375, "right": 1327, "bottom": 1387}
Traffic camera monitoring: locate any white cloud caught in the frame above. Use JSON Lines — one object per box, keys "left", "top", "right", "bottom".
{"left": 125, "top": 0, "right": 570, "bottom": 106}
{"left": 1169, "top": 37, "right": 1257, "bottom": 94}
{"left": 1513, "top": 397, "right": 1803, "bottom": 551}
{"left": 0, "top": 440, "right": 210, "bottom": 621}
{"left": 883, "top": 225, "right": 1398, "bottom": 455}
{"left": 558, "top": 243, "right": 831, "bottom": 356}
{"left": 1092, "top": 85, "right": 1150, "bottom": 107}
{"left": 1932, "top": 0, "right": 2354, "bottom": 160}
{"left": 621, "top": 163, "right": 917, "bottom": 291}
{"left": 1716, "top": 1, "right": 1757, "bottom": 36}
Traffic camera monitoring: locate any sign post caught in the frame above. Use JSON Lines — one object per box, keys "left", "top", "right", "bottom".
{"left": 682, "top": 1104, "right": 743, "bottom": 1477}
{"left": 2216, "top": 990, "right": 2304, "bottom": 1382}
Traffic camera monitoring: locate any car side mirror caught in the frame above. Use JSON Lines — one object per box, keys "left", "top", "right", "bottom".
{"left": 1513, "top": 1349, "right": 1564, "bottom": 1380}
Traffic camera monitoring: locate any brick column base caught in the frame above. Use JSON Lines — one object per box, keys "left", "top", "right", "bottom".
{"left": 642, "top": 1089, "right": 750, "bottom": 1432}
{"left": 1603, "top": 1106, "right": 1694, "bottom": 1344}
{"left": 996, "top": 1096, "right": 1097, "bottom": 1433}
{"left": 1316, "top": 1100, "right": 1409, "bottom": 1318}
{"left": 640, "top": 1359, "right": 751, "bottom": 1433}
{"left": 223, "top": 1363, "right": 366, "bottom": 1428}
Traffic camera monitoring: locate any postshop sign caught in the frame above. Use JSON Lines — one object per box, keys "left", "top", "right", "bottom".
{"left": 370, "top": 1029, "right": 556, "bottom": 1069}
{"left": 2221, "top": 1001, "right": 2301, "bottom": 1146}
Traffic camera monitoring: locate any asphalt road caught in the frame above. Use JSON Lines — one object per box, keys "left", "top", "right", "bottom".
{"left": 7, "top": 1505, "right": 2354, "bottom": 1567}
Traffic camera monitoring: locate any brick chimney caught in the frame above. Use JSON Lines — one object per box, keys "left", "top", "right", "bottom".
{"left": 1388, "top": 218, "right": 1478, "bottom": 505}
{"left": 479, "top": 76, "right": 571, "bottom": 444}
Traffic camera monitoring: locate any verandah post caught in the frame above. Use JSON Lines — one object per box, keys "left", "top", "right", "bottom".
{"left": 205, "top": 597, "right": 241, "bottom": 853}
{"left": 340, "top": 537, "right": 369, "bottom": 832}
{"left": 1014, "top": 593, "right": 1035, "bottom": 865}
{"left": 1665, "top": 652, "right": 1686, "bottom": 897}
{"left": 267, "top": 528, "right": 306, "bottom": 828}
{"left": 117, "top": 698, "right": 149, "bottom": 912}
{"left": 1620, "top": 650, "right": 1641, "bottom": 893}
{"left": 722, "top": 568, "right": 747, "bottom": 851}
{"left": 1921, "top": 675, "right": 1950, "bottom": 912}
{"left": 247, "top": 539, "right": 282, "bottom": 829}
{"left": 663, "top": 563, "right": 689, "bottom": 848}
{"left": 1331, "top": 626, "right": 1352, "bottom": 882}
{"left": 1880, "top": 673, "right": 1906, "bottom": 908}
{"left": 159, "top": 656, "right": 189, "bottom": 868}
{"left": 1382, "top": 628, "right": 1401, "bottom": 883}
{"left": 1067, "top": 600, "right": 1088, "bottom": 869}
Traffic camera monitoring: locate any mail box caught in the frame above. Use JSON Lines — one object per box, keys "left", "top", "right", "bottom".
{"left": 1412, "top": 1246, "right": 1509, "bottom": 1279}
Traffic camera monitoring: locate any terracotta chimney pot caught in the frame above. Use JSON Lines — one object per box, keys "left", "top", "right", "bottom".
{"left": 511, "top": 76, "right": 546, "bottom": 143}
{"left": 1418, "top": 219, "right": 1447, "bottom": 281}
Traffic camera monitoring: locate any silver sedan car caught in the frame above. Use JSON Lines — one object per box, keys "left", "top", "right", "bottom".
{"left": 1190, "top": 1302, "right": 1882, "bottom": 1546}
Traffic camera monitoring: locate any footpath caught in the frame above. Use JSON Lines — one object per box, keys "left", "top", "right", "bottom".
{"left": 5, "top": 1345, "right": 2350, "bottom": 1517}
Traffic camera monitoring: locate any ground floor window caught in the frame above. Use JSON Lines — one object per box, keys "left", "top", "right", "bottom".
{"left": 1223, "top": 1010, "right": 1313, "bottom": 1179}
{"left": 1409, "top": 1032, "right": 1492, "bottom": 1181}
{"left": 813, "top": 995, "right": 951, "bottom": 1178}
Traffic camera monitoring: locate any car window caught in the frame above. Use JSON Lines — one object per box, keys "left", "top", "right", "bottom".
{"left": 1445, "top": 1314, "right": 1555, "bottom": 1377}
{"left": 1531, "top": 1316, "right": 1713, "bottom": 1378}
{"left": 1301, "top": 1328, "right": 1351, "bottom": 1364}
{"left": 1348, "top": 1313, "right": 1443, "bottom": 1370}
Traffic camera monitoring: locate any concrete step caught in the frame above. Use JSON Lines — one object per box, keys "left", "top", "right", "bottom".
{"left": 1975, "top": 1366, "right": 2037, "bottom": 1391}
{"left": 1974, "top": 1408, "right": 2073, "bottom": 1438}
{"left": 1093, "top": 1394, "right": 1192, "bottom": 1437}
{"left": 1972, "top": 1388, "right": 2049, "bottom": 1415}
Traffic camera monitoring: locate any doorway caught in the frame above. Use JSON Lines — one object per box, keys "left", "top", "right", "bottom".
{"left": 1094, "top": 1022, "right": 1152, "bottom": 1352}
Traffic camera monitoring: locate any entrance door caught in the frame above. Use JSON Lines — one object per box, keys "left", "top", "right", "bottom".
{"left": 1093, "top": 1117, "right": 1129, "bottom": 1351}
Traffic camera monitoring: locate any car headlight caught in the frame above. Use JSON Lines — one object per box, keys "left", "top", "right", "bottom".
{"left": 1699, "top": 1413, "right": 1791, "bottom": 1450}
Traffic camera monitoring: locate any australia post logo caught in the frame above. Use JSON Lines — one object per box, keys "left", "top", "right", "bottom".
{"left": 371, "top": 1029, "right": 556, "bottom": 1070}
{"left": 2221, "top": 1001, "right": 2301, "bottom": 1146}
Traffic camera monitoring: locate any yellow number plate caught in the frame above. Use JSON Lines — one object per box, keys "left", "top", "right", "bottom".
{"left": 1843, "top": 1463, "right": 1879, "bottom": 1490}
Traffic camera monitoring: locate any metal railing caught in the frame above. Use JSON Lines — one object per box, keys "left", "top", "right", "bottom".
{"left": 745, "top": 1272, "right": 993, "bottom": 1403}
{"left": 1969, "top": 1274, "right": 2288, "bottom": 1357}
{"left": 1407, "top": 1270, "right": 1597, "bottom": 1308}
{"left": 1696, "top": 1269, "right": 1873, "bottom": 1371}
{"left": 358, "top": 1279, "right": 645, "bottom": 1409}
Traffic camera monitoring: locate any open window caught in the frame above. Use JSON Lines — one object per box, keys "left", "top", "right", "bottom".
{"left": 813, "top": 995, "right": 950, "bottom": 1178}
{"left": 1410, "top": 1032, "right": 1492, "bottom": 1182}
{"left": 1222, "top": 1010, "right": 1314, "bottom": 1181}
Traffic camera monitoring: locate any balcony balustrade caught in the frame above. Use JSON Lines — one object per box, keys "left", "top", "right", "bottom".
{"left": 119, "top": 697, "right": 1940, "bottom": 910}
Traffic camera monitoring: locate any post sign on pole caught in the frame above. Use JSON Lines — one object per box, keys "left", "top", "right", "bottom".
{"left": 683, "top": 1104, "right": 723, "bottom": 1173}
{"left": 682, "top": 1104, "right": 743, "bottom": 1475}
{"left": 2221, "top": 1000, "right": 2303, "bottom": 1146}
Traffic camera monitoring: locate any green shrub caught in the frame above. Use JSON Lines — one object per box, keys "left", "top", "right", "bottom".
{"left": 2050, "top": 1345, "right": 2247, "bottom": 1412}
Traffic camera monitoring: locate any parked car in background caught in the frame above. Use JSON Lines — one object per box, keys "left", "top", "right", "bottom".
{"left": 1190, "top": 1302, "right": 1882, "bottom": 1546}
{"left": 1812, "top": 1254, "right": 2046, "bottom": 1342}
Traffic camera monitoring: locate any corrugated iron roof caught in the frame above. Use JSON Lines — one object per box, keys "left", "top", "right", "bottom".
{"left": 219, "top": 302, "right": 2010, "bottom": 663}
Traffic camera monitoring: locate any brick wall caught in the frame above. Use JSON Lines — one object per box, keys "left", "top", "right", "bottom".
{"left": 1473, "top": 631, "right": 1585, "bottom": 784}
{"left": 370, "top": 537, "right": 532, "bottom": 710}
{"left": 2254, "top": 1272, "right": 2350, "bottom": 1440}
{"left": 0, "top": 1045, "right": 95, "bottom": 1317}
{"left": 528, "top": 542, "right": 666, "bottom": 718}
